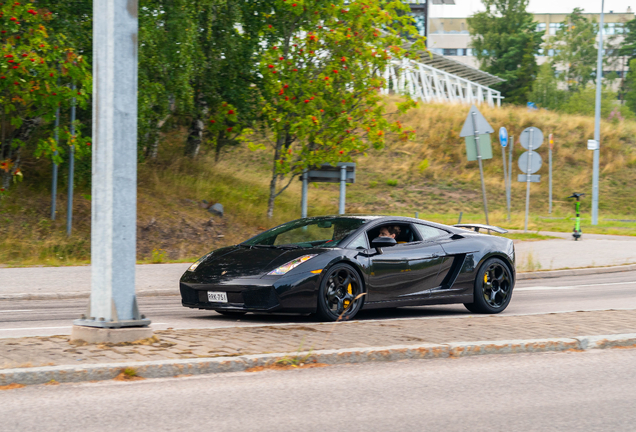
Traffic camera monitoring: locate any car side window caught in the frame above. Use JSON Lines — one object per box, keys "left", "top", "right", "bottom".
{"left": 346, "top": 233, "right": 369, "bottom": 250}
{"left": 415, "top": 224, "right": 448, "bottom": 241}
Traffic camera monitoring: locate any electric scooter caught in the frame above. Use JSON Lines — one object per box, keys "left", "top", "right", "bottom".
{"left": 568, "top": 193, "right": 585, "bottom": 241}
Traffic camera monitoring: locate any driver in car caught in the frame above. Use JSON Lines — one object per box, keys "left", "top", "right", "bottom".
{"left": 379, "top": 226, "right": 401, "bottom": 239}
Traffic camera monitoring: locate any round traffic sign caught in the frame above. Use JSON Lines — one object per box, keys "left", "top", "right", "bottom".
{"left": 518, "top": 151, "right": 543, "bottom": 174}
{"left": 519, "top": 127, "right": 544, "bottom": 150}
{"left": 499, "top": 127, "right": 508, "bottom": 148}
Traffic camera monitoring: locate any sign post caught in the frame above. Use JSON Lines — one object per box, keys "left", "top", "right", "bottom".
{"left": 518, "top": 127, "right": 544, "bottom": 233}
{"left": 460, "top": 105, "right": 494, "bottom": 225}
{"left": 508, "top": 135, "right": 514, "bottom": 221}
{"left": 549, "top": 133, "right": 554, "bottom": 214}
{"left": 499, "top": 127, "right": 509, "bottom": 220}
{"left": 301, "top": 163, "right": 356, "bottom": 217}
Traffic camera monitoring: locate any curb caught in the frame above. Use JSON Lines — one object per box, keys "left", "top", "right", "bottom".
{"left": 0, "top": 288, "right": 178, "bottom": 301}
{"left": 2, "top": 333, "right": 635, "bottom": 386}
{"left": 2, "top": 263, "right": 635, "bottom": 301}
{"left": 517, "top": 263, "right": 636, "bottom": 280}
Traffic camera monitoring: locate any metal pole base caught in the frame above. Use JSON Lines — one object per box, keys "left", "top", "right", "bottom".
{"left": 70, "top": 325, "right": 153, "bottom": 344}
{"left": 73, "top": 317, "right": 152, "bottom": 329}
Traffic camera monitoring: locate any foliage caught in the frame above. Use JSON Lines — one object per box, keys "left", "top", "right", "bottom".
{"left": 546, "top": 8, "right": 598, "bottom": 91}
{"left": 467, "top": 0, "right": 542, "bottom": 104}
{"left": 0, "top": 2, "right": 91, "bottom": 196}
{"left": 527, "top": 63, "right": 568, "bottom": 110}
{"left": 243, "top": 0, "right": 424, "bottom": 217}
{"left": 558, "top": 85, "right": 625, "bottom": 118}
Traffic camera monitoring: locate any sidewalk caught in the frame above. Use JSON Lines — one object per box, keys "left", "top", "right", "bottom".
{"left": 2, "top": 310, "right": 635, "bottom": 375}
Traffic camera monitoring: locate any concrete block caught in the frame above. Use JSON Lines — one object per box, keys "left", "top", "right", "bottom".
{"left": 70, "top": 326, "right": 153, "bottom": 344}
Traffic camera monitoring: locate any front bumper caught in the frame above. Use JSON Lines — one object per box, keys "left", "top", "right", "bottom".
{"left": 180, "top": 272, "right": 320, "bottom": 313}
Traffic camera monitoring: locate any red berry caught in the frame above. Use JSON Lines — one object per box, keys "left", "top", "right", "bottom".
{"left": 21, "top": 53, "right": 27, "bottom": 57}
{"left": 87, "top": 142, "right": 91, "bottom": 146}
{"left": 227, "top": 127, "right": 232, "bottom": 132}
{"left": 40, "top": 44, "right": 44, "bottom": 47}
{"left": 50, "top": 73, "right": 54, "bottom": 77}
{"left": 52, "top": 92, "right": 56, "bottom": 95}
{"left": 304, "top": 100, "right": 309, "bottom": 103}
{"left": 0, "top": 76, "right": 5, "bottom": 79}
{"left": 227, "top": 109, "right": 234, "bottom": 115}
{"left": 293, "top": 69, "right": 298, "bottom": 72}
{"left": 268, "top": 64, "right": 274, "bottom": 68}
{"left": 14, "top": 81, "right": 19, "bottom": 85}
{"left": 339, "top": 150, "right": 344, "bottom": 154}
{"left": 210, "top": 119, "right": 216, "bottom": 123}
{"left": 283, "top": 84, "right": 289, "bottom": 88}
{"left": 268, "top": 24, "right": 272, "bottom": 28}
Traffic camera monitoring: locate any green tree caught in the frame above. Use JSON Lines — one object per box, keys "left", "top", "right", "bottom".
{"left": 546, "top": 8, "right": 598, "bottom": 91}
{"left": 244, "top": 0, "right": 424, "bottom": 218}
{"left": 467, "top": 0, "right": 542, "bottom": 104}
{"left": 0, "top": 2, "right": 91, "bottom": 195}
{"left": 528, "top": 62, "right": 568, "bottom": 110}
{"left": 623, "top": 58, "right": 636, "bottom": 113}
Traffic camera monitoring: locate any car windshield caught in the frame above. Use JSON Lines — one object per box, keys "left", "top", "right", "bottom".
{"left": 242, "top": 217, "right": 369, "bottom": 248}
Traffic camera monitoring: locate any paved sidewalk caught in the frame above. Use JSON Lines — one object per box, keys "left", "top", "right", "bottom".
{"left": 2, "top": 309, "right": 635, "bottom": 370}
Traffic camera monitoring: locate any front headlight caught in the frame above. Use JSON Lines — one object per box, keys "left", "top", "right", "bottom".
{"left": 188, "top": 252, "right": 213, "bottom": 272}
{"left": 267, "top": 254, "right": 317, "bottom": 276}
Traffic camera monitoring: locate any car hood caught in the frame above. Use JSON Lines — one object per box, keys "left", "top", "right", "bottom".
{"left": 194, "top": 246, "right": 327, "bottom": 281}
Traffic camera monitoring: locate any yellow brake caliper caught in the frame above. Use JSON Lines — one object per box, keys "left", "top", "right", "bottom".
{"left": 344, "top": 283, "right": 352, "bottom": 309}
{"left": 484, "top": 273, "right": 489, "bottom": 284}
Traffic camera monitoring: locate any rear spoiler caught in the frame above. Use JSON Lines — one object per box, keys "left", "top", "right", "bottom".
{"left": 453, "top": 224, "right": 508, "bottom": 234}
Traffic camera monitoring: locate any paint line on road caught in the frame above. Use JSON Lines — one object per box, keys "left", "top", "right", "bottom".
{"left": 0, "top": 310, "right": 33, "bottom": 313}
{"left": 516, "top": 281, "right": 635, "bottom": 292}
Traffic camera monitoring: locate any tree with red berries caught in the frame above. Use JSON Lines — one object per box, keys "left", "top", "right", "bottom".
{"left": 0, "top": 2, "right": 90, "bottom": 195}
{"left": 243, "top": 0, "right": 425, "bottom": 218}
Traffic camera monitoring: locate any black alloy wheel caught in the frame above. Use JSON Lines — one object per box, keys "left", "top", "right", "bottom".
{"left": 464, "top": 257, "right": 513, "bottom": 314}
{"left": 316, "top": 263, "right": 365, "bottom": 322}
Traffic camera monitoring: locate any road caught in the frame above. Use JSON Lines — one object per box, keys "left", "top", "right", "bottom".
{"left": 1, "top": 270, "right": 635, "bottom": 338}
{"left": 2, "top": 348, "right": 635, "bottom": 431}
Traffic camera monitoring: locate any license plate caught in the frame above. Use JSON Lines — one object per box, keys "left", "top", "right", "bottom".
{"left": 207, "top": 291, "right": 228, "bottom": 303}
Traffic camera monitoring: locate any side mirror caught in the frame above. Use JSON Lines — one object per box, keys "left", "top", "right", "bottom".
{"left": 371, "top": 236, "right": 397, "bottom": 254}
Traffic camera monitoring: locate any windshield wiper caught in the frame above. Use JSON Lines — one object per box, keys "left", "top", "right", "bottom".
{"left": 276, "top": 244, "right": 303, "bottom": 249}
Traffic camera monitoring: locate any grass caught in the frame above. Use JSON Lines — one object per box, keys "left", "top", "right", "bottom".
{"left": 1, "top": 101, "right": 636, "bottom": 266}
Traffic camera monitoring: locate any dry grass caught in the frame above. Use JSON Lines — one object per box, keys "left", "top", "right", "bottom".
{"left": 1, "top": 101, "right": 636, "bottom": 266}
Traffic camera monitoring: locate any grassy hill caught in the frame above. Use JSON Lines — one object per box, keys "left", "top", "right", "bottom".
{"left": 1, "top": 101, "right": 635, "bottom": 266}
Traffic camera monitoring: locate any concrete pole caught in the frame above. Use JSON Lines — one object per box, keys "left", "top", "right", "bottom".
{"left": 51, "top": 107, "right": 60, "bottom": 220}
{"left": 66, "top": 87, "right": 76, "bottom": 237}
{"left": 72, "top": 0, "right": 150, "bottom": 342}
{"left": 339, "top": 165, "right": 346, "bottom": 215}
{"left": 301, "top": 170, "right": 308, "bottom": 218}
{"left": 592, "top": 0, "right": 604, "bottom": 225}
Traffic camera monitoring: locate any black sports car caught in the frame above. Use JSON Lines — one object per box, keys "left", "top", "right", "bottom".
{"left": 180, "top": 215, "right": 516, "bottom": 321}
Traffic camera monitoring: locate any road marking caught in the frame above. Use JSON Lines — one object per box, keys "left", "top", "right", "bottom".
{"left": 0, "top": 323, "right": 167, "bottom": 332}
{"left": 516, "top": 281, "right": 636, "bottom": 291}
{"left": 0, "top": 310, "right": 33, "bottom": 313}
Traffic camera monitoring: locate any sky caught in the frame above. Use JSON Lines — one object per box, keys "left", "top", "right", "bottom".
{"left": 430, "top": 0, "right": 636, "bottom": 18}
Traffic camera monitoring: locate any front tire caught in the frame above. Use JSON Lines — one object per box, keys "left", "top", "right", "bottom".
{"left": 316, "top": 263, "right": 365, "bottom": 322}
{"left": 464, "top": 257, "right": 514, "bottom": 314}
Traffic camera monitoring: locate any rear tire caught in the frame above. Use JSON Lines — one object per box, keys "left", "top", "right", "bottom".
{"left": 464, "top": 257, "right": 514, "bottom": 314}
{"left": 316, "top": 263, "right": 365, "bottom": 322}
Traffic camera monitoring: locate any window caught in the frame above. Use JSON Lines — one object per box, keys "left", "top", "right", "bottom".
{"left": 443, "top": 48, "right": 458, "bottom": 56}
{"left": 536, "top": 23, "right": 546, "bottom": 33}
{"left": 347, "top": 234, "right": 369, "bottom": 250}
{"left": 549, "top": 23, "right": 562, "bottom": 35}
{"left": 414, "top": 224, "right": 448, "bottom": 241}
{"left": 538, "top": 48, "right": 545, "bottom": 56}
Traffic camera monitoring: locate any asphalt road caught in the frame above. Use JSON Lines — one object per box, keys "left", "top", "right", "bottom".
{"left": 1, "top": 270, "right": 635, "bottom": 338}
{"left": 2, "top": 348, "right": 635, "bottom": 431}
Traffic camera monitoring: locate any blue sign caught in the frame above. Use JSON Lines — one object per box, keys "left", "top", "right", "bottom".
{"left": 499, "top": 127, "right": 508, "bottom": 148}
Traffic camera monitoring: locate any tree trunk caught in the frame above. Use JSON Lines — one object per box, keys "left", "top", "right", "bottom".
{"left": 184, "top": 115, "right": 204, "bottom": 158}
{"left": 215, "top": 130, "right": 225, "bottom": 163}
{"left": 266, "top": 134, "right": 284, "bottom": 218}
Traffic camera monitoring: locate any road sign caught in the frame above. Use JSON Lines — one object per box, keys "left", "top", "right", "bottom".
{"left": 499, "top": 127, "right": 508, "bottom": 147}
{"left": 549, "top": 133, "right": 554, "bottom": 150}
{"left": 519, "top": 127, "right": 544, "bottom": 150}
{"left": 465, "top": 134, "right": 493, "bottom": 161}
{"left": 518, "top": 174, "right": 541, "bottom": 182}
{"left": 518, "top": 151, "right": 543, "bottom": 174}
{"left": 587, "top": 139, "right": 599, "bottom": 150}
{"left": 460, "top": 105, "right": 494, "bottom": 137}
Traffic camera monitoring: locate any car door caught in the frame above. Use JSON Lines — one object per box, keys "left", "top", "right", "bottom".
{"left": 366, "top": 242, "right": 411, "bottom": 302}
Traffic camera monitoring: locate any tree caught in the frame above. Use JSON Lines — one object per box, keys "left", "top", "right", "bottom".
{"left": 243, "top": 0, "right": 424, "bottom": 218}
{"left": 467, "top": 0, "right": 542, "bottom": 104}
{"left": 0, "top": 2, "right": 91, "bottom": 195}
{"left": 546, "top": 8, "right": 598, "bottom": 91}
{"left": 623, "top": 58, "right": 636, "bottom": 114}
{"left": 527, "top": 62, "right": 568, "bottom": 110}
